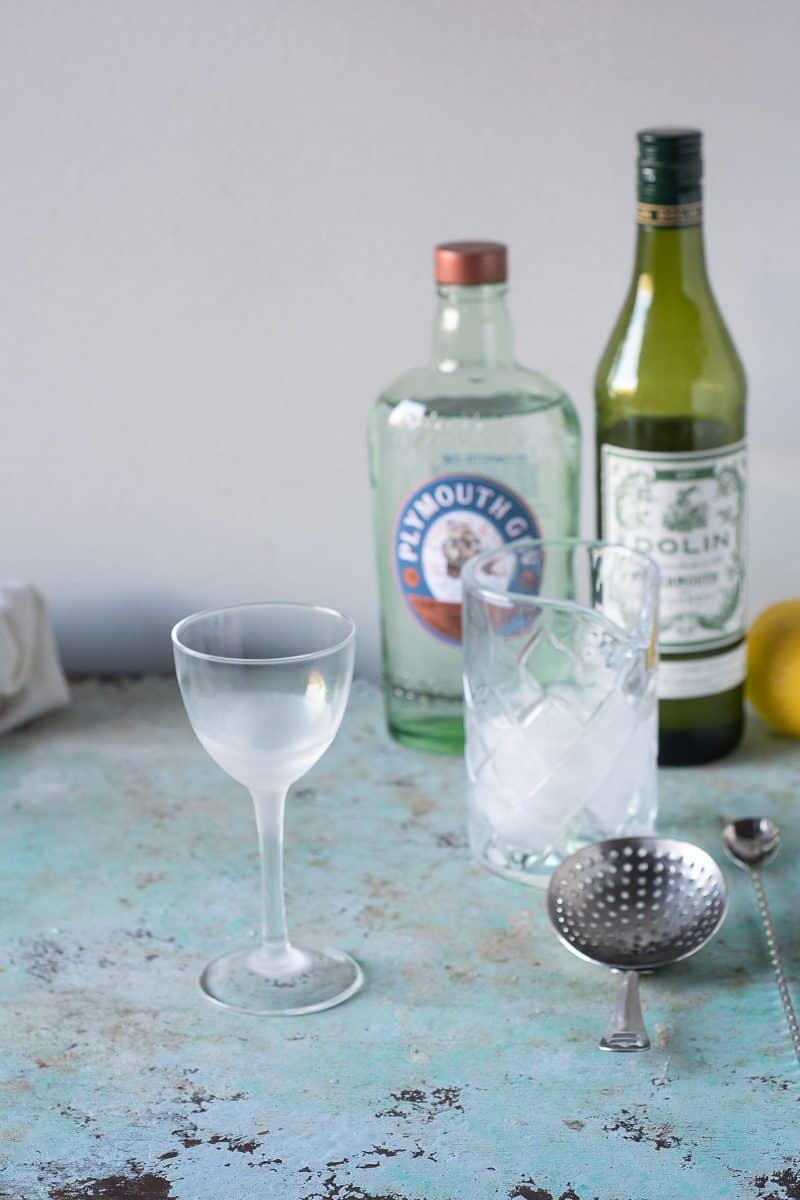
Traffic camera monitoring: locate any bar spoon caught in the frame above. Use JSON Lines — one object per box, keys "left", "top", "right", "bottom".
{"left": 723, "top": 817, "right": 800, "bottom": 1063}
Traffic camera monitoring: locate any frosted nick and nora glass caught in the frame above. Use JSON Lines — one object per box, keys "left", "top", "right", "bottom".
{"left": 172, "top": 602, "right": 362, "bottom": 1015}
{"left": 462, "top": 540, "right": 659, "bottom": 886}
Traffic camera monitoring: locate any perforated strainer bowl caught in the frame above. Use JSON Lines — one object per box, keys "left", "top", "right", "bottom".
{"left": 547, "top": 837, "right": 728, "bottom": 1051}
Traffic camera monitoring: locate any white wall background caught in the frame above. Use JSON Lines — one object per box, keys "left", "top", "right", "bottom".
{"left": 3, "top": 0, "right": 799, "bottom": 677}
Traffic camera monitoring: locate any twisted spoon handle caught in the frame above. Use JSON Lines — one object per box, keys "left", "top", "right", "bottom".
{"left": 751, "top": 870, "right": 800, "bottom": 1063}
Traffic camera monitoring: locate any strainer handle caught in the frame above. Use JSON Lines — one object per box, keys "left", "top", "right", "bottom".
{"left": 599, "top": 970, "right": 651, "bottom": 1053}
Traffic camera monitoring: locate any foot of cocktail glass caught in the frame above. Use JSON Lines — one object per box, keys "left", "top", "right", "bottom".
{"left": 199, "top": 786, "right": 362, "bottom": 1015}
{"left": 200, "top": 946, "right": 363, "bottom": 1016}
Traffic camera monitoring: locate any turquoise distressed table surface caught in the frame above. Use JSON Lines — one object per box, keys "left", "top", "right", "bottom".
{"left": 1, "top": 678, "right": 799, "bottom": 1200}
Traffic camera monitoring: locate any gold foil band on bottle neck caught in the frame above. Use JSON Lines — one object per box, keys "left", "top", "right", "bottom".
{"left": 636, "top": 200, "right": 703, "bottom": 228}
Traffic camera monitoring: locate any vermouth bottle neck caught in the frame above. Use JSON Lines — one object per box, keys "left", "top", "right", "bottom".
{"left": 635, "top": 127, "right": 708, "bottom": 297}
{"left": 632, "top": 222, "right": 711, "bottom": 297}
{"left": 430, "top": 284, "right": 514, "bottom": 371}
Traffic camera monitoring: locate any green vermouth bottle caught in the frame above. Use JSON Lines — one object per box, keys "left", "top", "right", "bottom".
{"left": 369, "top": 241, "right": 580, "bottom": 754}
{"left": 596, "top": 128, "right": 747, "bottom": 765}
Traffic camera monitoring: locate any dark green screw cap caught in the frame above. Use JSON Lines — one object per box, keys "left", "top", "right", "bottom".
{"left": 638, "top": 127, "right": 702, "bottom": 205}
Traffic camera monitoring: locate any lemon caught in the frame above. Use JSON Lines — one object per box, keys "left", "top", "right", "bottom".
{"left": 747, "top": 600, "right": 800, "bottom": 736}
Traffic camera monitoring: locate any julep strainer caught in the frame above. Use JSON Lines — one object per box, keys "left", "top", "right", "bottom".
{"left": 547, "top": 837, "right": 727, "bottom": 1051}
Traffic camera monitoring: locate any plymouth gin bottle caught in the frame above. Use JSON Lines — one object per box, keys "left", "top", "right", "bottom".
{"left": 596, "top": 129, "right": 746, "bottom": 765}
{"left": 369, "top": 241, "right": 580, "bottom": 753}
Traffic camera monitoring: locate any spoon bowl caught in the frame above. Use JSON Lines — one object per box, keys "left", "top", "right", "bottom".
{"left": 723, "top": 817, "right": 781, "bottom": 870}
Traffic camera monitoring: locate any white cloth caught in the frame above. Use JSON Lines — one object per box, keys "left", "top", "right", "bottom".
{"left": 0, "top": 584, "right": 69, "bottom": 733}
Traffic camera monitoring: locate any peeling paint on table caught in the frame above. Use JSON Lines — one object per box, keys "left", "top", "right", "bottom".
{"left": 1, "top": 678, "right": 799, "bottom": 1199}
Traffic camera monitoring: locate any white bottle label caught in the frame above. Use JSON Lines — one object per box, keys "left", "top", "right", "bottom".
{"left": 601, "top": 441, "right": 747, "bottom": 655}
{"left": 657, "top": 644, "right": 747, "bottom": 700}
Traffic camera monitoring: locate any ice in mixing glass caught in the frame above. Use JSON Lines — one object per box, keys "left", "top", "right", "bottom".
{"left": 462, "top": 541, "right": 659, "bottom": 885}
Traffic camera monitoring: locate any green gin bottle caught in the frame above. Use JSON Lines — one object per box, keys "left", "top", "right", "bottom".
{"left": 596, "top": 130, "right": 747, "bottom": 765}
{"left": 369, "top": 241, "right": 580, "bottom": 754}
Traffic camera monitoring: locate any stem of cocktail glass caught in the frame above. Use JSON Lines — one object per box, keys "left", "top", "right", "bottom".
{"left": 251, "top": 788, "right": 290, "bottom": 956}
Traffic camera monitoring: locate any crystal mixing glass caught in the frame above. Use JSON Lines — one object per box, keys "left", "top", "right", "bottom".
{"left": 462, "top": 539, "right": 659, "bottom": 885}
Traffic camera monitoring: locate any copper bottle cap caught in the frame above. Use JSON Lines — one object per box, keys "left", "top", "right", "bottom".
{"left": 434, "top": 241, "right": 508, "bottom": 286}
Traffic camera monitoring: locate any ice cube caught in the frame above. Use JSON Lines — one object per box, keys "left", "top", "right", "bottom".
{"left": 493, "top": 670, "right": 545, "bottom": 726}
{"left": 469, "top": 710, "right": 568, "bottom": 850}
{"left": 579, "top": 692, "right": 657, "bottom": 834}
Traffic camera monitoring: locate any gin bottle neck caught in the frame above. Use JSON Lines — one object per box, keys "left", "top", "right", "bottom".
{"left": 430, "top": 284, "right": 514, "bottom": 371}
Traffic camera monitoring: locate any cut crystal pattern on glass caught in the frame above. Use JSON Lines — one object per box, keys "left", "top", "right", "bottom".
{"left": 462, "top": 541, "right": 659, "bottom": 886}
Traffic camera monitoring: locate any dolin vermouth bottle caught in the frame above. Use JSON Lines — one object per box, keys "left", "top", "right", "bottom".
{"left": 369, "top": 241, "right": 580, "bottom": 753}
{"left": 596, "top": 130, "right": 747, "bottom": 765}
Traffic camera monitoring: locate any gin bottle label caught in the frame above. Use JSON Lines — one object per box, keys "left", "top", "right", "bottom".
{"left": 394, "top": 472, "right": 540, "bottom": 644}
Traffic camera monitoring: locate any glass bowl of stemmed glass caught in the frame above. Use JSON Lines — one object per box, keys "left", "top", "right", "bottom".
{"left": 171, "top": 601, "right": 362, "bottom": 1015}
